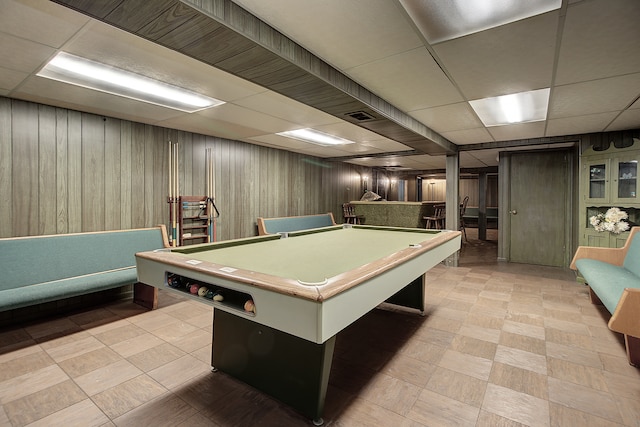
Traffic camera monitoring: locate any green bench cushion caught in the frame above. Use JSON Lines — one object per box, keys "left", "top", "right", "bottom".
{"left": 262, "top": 215, "right": 334, "bottom": 234}
{"left": 575, "top": 258, "right": 640, "bottom": 314}
{"left": 0, "top": 228, "right": 165, "bottom": 291}
{"left": 0, "top": 268, "right": 137, "bottom": 311}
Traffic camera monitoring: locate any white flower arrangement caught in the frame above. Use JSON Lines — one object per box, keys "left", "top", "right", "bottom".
{"left": 589, "top": 207, "right": 630, "bottom": 234}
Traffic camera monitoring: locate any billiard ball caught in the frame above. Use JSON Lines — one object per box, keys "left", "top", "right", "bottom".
{"left": 205, "top": 290, "right": 215, "bottom": 299}
{"left": 244, "top": 299, "right": 255, "bottom": 313}
{"left": 167, "top": 275, "right": 180, "bottom": 288}
{"left": 213, "top": 293, "right": 224, "bottom": 302}
{"left": 189, "top": 284, "right": 199, "bottom": 294}
{"left": 198, "top": 286, "right": 209, "bottom": 297}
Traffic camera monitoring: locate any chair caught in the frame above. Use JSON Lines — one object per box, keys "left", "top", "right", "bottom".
{"left": 343, "top": 203, "right": 362, "bottom": 224}
{"left": 424, "top": 204, "right": 446, "bottom": 229}
{"left": 459, "top": 196, "right": 469, "bottom": 242}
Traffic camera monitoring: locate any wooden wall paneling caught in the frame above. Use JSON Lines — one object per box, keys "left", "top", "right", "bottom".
{"left": 67, "top": 110, "right": 82, "bottom": 233}
{"left": 81, "top": 114, "right": 106, "bottom": 231}
{"left": 130, "top": 122, "right": 146, "bottom": 228}
{"left": 259, "top": 147, "right": 277, "bottom": 219}
{"left": 240, "top": 143, "right": 257, "bottom": 236}
{"left": 153, "top": 127, "right": 169, "bottom": 228}
{"left": 180, "top": 130, "right": 193, "bottom": 197}
{"left": 104, "top": 118, "right": 122, "bottom": 230}
{"left": 212, "top": 137, "right": 226, "bottom": 240}
{"left": 0, "top": 98, "right": 12, "bottom": 238}
{"left": 38, "top": 105, "right": 57, "bottom": 235}
{"left": 214, "top": 137, "right": 228, "bottom": 239}
{"left": 290, "top": 152, "right": 303, "bottom": 215}
{"left": 119, "top": 121, "right": 132, "bottom": 229}
{"left": 12, "top": 100, "right": 39, "bottom": 236}
{"left": 249, "top": 143, "right": 260, "bottom": 235}
{"left": 3, "top": 96, "right": 373, "bottom": 240}
{"left": 280, "top": 150, "right": 292, "bottom": 215}
{"left": 55, "top": 108, "right": 69, "bottom": 234}
{"left": 143, "top": 125, "right": 155, "bottom": 227}
{"left": 191, "top": 133, "right": 207, "bottom": 196}
{"left": 228, "top": 138, "right": 244, "bottom": 238}
{"left": 459, "top": 178, "right": 478, "bottom": 206}
{"left": 229, "top": 141, "right": 242, "bottom": 236}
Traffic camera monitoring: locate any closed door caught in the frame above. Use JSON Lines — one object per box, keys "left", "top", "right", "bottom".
{"left": 508, "top": 150, "right": 570, "bottom": 266}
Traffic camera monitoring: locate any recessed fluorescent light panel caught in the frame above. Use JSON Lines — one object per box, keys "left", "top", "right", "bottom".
{"left": 469, "top": 88, "right": 550, "bottom": 127}
{"left": 38, "top": 52, "right": 225, "bottom": 113}
{"left": 277, "top": 129, "right": 355, "bottom": 146}
{"left": 400, "top": 0, "right": 561, "bottom": 43}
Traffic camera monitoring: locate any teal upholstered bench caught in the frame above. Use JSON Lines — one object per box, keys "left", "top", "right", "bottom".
{"left": 257, "top": 213, "right": 337, "bottom": 235}
{"left": 0, "top": 226, "right": 169, "bottom": 316}
{"left": 570, "top": 226, "right": 640, "bottom": 366}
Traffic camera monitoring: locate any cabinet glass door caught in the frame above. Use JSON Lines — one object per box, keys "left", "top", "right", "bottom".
{"left": 617, "top": 160, "right": 637, "bottom": 199}
{"left": 589, "top": 163, "right": 607, "bottom": 199}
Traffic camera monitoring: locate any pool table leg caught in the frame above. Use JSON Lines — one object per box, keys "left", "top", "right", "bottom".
{"left": 385, "top": 275, "right": 426, "bottom": 314}
{"left": 211, "top": 309, "right": 335, "bottom": 423}
{"left": 133, "top": 282, "right": 158, "bottom": 309}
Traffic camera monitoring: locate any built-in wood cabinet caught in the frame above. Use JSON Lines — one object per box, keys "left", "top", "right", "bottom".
{"left": 579, "top": 140, "right": 639, "bottom": 247}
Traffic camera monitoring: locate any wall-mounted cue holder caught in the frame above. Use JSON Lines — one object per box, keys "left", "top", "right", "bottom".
{"left": 164, "top": 272, "right": 256, "bottom": 315}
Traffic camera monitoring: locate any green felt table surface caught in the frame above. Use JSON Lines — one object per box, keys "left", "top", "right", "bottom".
{"left": 172, "top": 226, "right": 442, "bottom": 284}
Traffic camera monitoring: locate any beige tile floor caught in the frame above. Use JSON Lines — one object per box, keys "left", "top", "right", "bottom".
{"left": 1, "top": 229, "right": 639, "bottom": 426}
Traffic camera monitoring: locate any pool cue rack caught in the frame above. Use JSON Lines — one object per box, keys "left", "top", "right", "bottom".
{"left": 168, "top": 141, "right": 220, "bottom": 246}
{"left": 169, "top": 196, "right": 211, "bottom": 246}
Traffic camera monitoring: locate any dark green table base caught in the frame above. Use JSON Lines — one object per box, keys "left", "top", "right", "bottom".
{"left": 210, "top": 277, "right": 425, "bottom": 423}
{"left": 212, "top": 309, "right": 335, "bottom": 424}
{"left": 385, "top": 276, "right": 424, "bottom": 312}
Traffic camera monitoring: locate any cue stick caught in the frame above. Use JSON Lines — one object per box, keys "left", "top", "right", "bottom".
{"left": 169, "top": 140, "right": 176, "bottom": 247}
{"left": 206, "top": 148, "right": 214, "bottom": 242}
{"left": 175, "top": 141, "right": 180, "bottom": 245}
{"left": 205, "top": 148, "right": 210, "bottom": 242}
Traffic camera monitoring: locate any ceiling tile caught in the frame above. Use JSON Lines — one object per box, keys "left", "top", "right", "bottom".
{"left": 193, "top": 103, "right": 296, "bottom": 134}
{"left": 462, "top": 149, "right": 501, "bottom": 167}
{"left": 433, "top": 11, "right": 558, "bottom": 100}
{"left": 233, "top": 91, "right": 339, "bottom": 127}
{"left": 549, "top": 73, "right": 640, "bottom": 118}
{"left": 0, "top": 0, "right": 89, "bottom": 48}
{"left": 410, "top": 102, "right": 483, "bottom": 133}
{"left": 346, "top": 47, "right": 463, "bottom": 111}
{"left": 0, "top": 34, "right": 54, "bottom": 73}
{"left": 231, "top": 0, "right": 423, "bottom": 70}
{"left": 441, "top": 127, "right": 495, "bottom": 145}
{"left": 460, "top": 151, "right": 497, "bottom": 168}
{"left": 546, "top": 112, "right": 618, "bottom": 136}
{"left": 0, "top": 67, "right": 29, "bottom": 92}
{"left": 488, "top": 121, "right": 546, "bottom": 141}
{"left": 556, "top": 0, "right": 640, "bottom": 85}
{"left": 606, "top": 109, "right": 640, "bottom": 132}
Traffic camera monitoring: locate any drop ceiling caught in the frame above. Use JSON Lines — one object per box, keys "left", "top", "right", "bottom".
{"left": 1, "top": 0, "right": 639, "bottom": 171}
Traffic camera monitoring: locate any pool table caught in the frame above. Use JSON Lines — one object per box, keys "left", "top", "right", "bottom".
{"left": 135, "top": 224, "right": 461, "bottom": 424}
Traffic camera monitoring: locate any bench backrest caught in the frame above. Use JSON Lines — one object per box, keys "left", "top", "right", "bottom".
{"left": 257, "top": 213, "right": 336, "bottom": 235}
{"left": 0, "top": 226, "right": 168, "bottom": 290}
{"left": 623, "top": 227, "right": 640, "bottom": 277}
